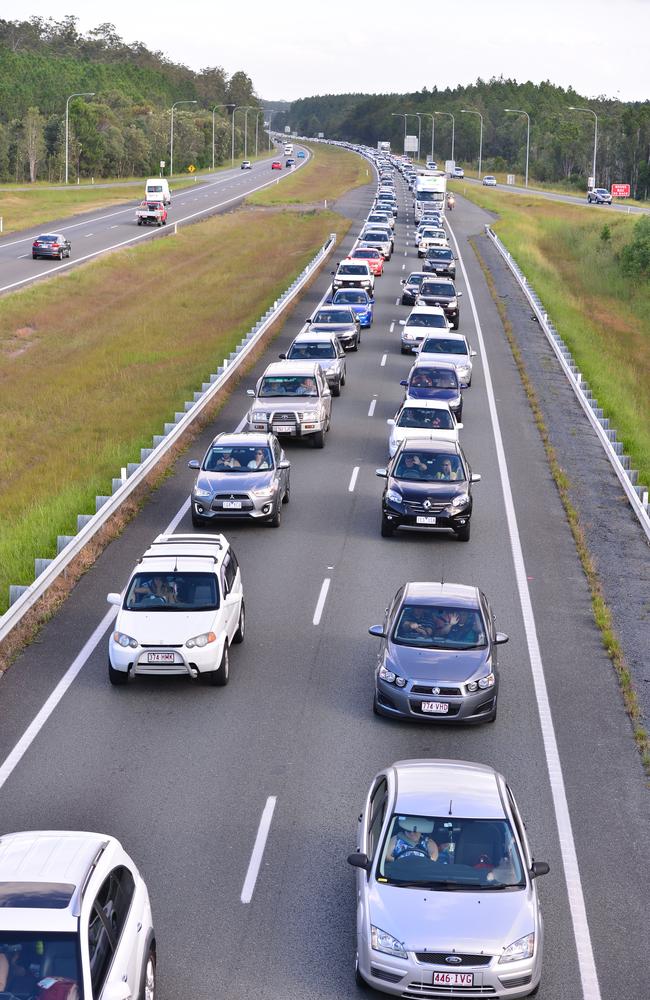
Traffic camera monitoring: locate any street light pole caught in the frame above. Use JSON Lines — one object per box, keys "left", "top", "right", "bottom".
{"left": 265, "top": 109, "right": 275, "bottom": 151}
{"left": 568, "top": 105, "right": 598, "bottom": 185}
{"left": 65, "top": 92, "right": 94, "bottom": 185}
{"left": 460, "top": 109, "right": 483, "bottom": 178}
{"left": 504, "top": 108, "right": 531, "bottom": 188}
{"left": 416, "top": 113, "right": 434, "bottom": 163}
{"left": 435, "top": 111, "right": 455, "bottom": 163}
{"left": 254, "top": 110, "right": 264, "bottom": 158}
{"left": 170, "top": 100, "right": 197, "bottom": 179}
{"left": 231, "top": 106, "right": 240, "bottom": 168}
{"left": 391, "top": 112, "right": 407, "bottom": 155}
{"left": 211, "top": 105, "right": 230, "bottom": 171}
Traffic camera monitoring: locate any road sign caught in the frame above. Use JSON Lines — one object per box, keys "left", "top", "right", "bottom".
{"left": 404, "top": 134, "right": 419, "bottom": 153}
{"left": 160, "top": 160, "right": 165, "bottom": 168}
{"left": 506, "top": 174, "right": 515, "bottom": 185}
{"left": 187, "top": 164, "right": 196, "bottom": 173}
{"left": 611, "top": 183, "right": 631, "bottom": 198}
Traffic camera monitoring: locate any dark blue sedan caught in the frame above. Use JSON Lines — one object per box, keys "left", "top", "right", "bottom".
{"left": 331, "top": 288, "right": 374, "bottom": 327}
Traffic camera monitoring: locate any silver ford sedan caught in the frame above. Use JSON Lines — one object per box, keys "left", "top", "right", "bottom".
{"left": 348, "top": 759, "right": 549, "bottom": 997}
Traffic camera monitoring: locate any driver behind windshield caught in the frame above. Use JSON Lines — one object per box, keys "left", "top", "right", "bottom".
{"left": 0, "top": 945, "right": 38, "bottom": 996}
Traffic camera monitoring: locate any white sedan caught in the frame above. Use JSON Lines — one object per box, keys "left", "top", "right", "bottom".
{"left": 387, "top": 398, "right": 462, "bottom": 456}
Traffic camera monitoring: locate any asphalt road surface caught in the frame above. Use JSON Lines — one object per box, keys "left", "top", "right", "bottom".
{"left": 0, "top": 161, "right": 647, "bottom": 1000}
{"left": 0, "top": 148, "right": 308, "bottom": 296}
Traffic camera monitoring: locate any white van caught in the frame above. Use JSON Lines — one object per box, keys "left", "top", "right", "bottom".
{"left": 145, "top": 178, "right": 171, "bottom": 205}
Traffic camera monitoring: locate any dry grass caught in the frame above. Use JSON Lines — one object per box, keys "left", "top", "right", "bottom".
{"left": 472, "top": 236, "right": 650, "bottom": 774}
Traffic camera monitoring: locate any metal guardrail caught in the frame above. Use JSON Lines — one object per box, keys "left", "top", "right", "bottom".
{"left": 485, "top": 225, "right": 650, "bottom": 543}
{"left": 0, "top": 231, "right": 338, "bottom": 644}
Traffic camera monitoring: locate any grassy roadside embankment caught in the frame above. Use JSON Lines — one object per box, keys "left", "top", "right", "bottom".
{"left": 451, "top": 172, "right": 647, "bottom": 208}
{"left": 454, "top": 184, "right": 650, "bottom": 489}
{"left": 0, "top": 144, "right": 368, "bottom": 614}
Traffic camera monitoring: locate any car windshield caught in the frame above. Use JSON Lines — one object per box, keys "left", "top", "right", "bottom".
{"left": 334, "top": 292, "right": 368, "bottom": 305}
{"left": 0, "top": 931, "right": 83, "bottom": 998}
{"left": 407, "top": 313, "right": 447, "bottom": 328}
{"left": 258, "top": 375, "right": 319, "bottom": 396}
{"left": 124, "top": 571, "right": 220, "bottom": 611}
{"left": 406, "top": 274, "right": 425, "bottom": 286}
{"left": 393, "top": 602, "right": 485, "bottom": 648}
{"left": 426, "top": 249, "right": 453, "bottom": 261}
{"left": 313, "top": 309, "right": 354, "bottom": 324}
{"left": 288, "top": 342, "right": 336, "bottom": 360}
{"left": 377, "top": 814, "right": 524, "bottom": 889}
{"left": 337, "top": 265, "right": 368, "bottom": 276}
{"left": 393, "top": 451, "right": 466, "bottom": 483}
{"left": 417, "top": 191, "right": 445, "bottom": 202}
{"left": 396, "top": 407, "right": 453, "bottom": 429}
{"left": 421, "top": 283, "right": 453, "bottom": 297}
{"left": 409, "top": 368, "right": 459, "bottom": 389}
{"left": 421, "top": 338, "right": 467, "bottom": 355}
{"left": 203, "top": 445, "right": 273, "bottom": 471}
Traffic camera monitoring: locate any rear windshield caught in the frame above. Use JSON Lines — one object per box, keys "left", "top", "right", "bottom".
{"left": 313, "top": 308, "right": 355, "bottom": 323}
{"left": 125, "top": 572, "right": 220, "bottom": 611}
{"left": 288, "top": 342, "right": 336, "bottom": 360}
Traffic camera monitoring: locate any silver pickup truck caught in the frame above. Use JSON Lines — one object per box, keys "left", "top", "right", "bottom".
{"left": 246, "top": 361, "right": 332, "bottom": 448}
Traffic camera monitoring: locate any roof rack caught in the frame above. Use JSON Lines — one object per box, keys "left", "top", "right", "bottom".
{"left": 151, "top": 535, "right": 223, "bottom": 548}
{"left": 137, "top": 553, "right": 218, "bottom": 565}
{"left": 71, "top": 839, "right": 109, "bottom": 917}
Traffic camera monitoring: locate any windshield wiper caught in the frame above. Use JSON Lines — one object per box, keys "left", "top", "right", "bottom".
{"left": 387, "top": 880, "right": 472, "bottom": 891}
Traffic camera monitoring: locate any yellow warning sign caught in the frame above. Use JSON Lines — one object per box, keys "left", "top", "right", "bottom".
{"left": 188, "top": 164, "right": 196, "bottom": 173}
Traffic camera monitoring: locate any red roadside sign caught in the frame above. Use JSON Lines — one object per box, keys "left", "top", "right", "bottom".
{"left": 611, "top": 183, "right": 630, "bottom": 197}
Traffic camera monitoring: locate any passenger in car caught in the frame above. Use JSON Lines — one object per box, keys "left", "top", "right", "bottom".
{"left": 434, "top": 457, "right": 461, "bottom": 480}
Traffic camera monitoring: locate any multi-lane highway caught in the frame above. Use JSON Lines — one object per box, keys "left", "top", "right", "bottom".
{"left": 0, "top": 151, "right": 307, "bottom": 295}
{"left": 0, "top": 159, "right": 648, "bottom": 1000}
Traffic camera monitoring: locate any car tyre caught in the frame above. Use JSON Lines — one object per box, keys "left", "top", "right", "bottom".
{"left": 351, "top": 336, "right": 359, "bottom": 352}
{"left": 233, "top": 602, "right": 245, "bottom": 644}
{"left": 108, "top": 660, "right": 129, "bottom": 686}
{"left": 332, "top": 380, "right": 341, "bottom": 397}
{"left": 206, "top": 644, "right": 229, "bottom": 686}
{"left": 141, "top": 946, "right": 156, "bottom": 1000}
{"left": 354, "top": 953, "right": 370, "bottom": 991}
{"left": 191, "top": 513, "right": 208, "bottom": 528}
{"left": 58, "top": 250, "right": 64, "bottom": 260}
{"left": 32, "top": 254, "right": 38, "bottom": 259}
{"left": 452, "top": 317, "right": 460, "bottom": 330}
{"left": 381, "top": 517, "right": 394, "bottom": 538}
{"left": 312, "top": 429, "right": 325, "bottom": 448}
{"left": 486, "top": 703, "right": 497, "bottom": 724}
{"left": 456, "top": 522, "right": 471, "bottom": 542}
{"left": 269, "top": 503, "right": 281, "bottom": 528}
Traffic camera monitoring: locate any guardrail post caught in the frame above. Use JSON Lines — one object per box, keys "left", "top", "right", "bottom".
{"left": 9, "top": 586, "right": 29, "bottom": 607}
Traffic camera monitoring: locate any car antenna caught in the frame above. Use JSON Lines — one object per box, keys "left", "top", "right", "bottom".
{"left": 448, "top": 799, "right": 453, "bottom": 816}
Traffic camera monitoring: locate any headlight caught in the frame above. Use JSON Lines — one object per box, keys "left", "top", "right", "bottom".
{"left": 499, "top": 933, "right": 534, "bottom": 964}
{"left": 371, "top": 925, "right": 408, "bottom": 960}
{"left": 403, "top": 330, "right": 415, "bottom": 340}
{"left": 251, "top": 484, "right": 277, "bottom": 498}
{"left": 386, "top": 488, "right": 402, "bottom": 504}
{"left": 251, "top": 410, "right": 267, "bottom": 421}
{"left": 478, "top": 672, "right": 495, "bottom": 689}
{"left": 379, "top": 665, "right": 396, "bottom": 684}
{"left": 451, "top": 493, "right": 470, "bottom": 508}
{"left": 299, "top": 411, "right": 317, "bottom": 421}
{"left": 113, "top": 632, "right": 138, "bottom": 649}
{"left": 193, "top": 487, "right": 212, "bottom": 499}
{"left": 186, "top": 631, "right": 217, "bottom": 648}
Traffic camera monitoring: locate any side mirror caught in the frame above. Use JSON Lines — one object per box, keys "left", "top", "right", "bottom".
{"left": 495, "top": 632, "right": 509, "bottom": 645}
{"left": 470, "top": 349, "right": 477, "bottom": 357}
{"left": 278, "top": 460, "right": 290, "bottom": 470}
{"left": 386, "top": 418, "right": 395, "bottom": 426}
{"left": 368, "top": 625, "right": 387, "bottom": 638}
{"left": 399, "top": 379, "right": 408, "bottom": 387}
{"left": 187, "top": 459, "right": 200, "bottom": 470}
{"left": 107, "top": 593, "right": 122, "bottom": 607}
{"left": 456, "top": 422, "right": 463, "bottom": 429}
{"left": 470, "top": 473, "right": 481, "bottom": 483}
{"left": 399, "top": 320, "right": 406, "bottom": 326}
{"left": 530, "top": 861, "right": 550, "bottom": 879}
{"left": 375, "top": 468, "right": 388, "bottom": 479}
{"left": 347, "top": 852, "right": 371, "bottom": 871}
{"left": 457, "top": 291, "right": 463, "bottom": 298}
{"left": 400, "top": 278, "right": 406, "bottom": 285}
{"left": 246, "top": 389, "right": 255, "bottom": 397}
{"left": 279, "top": 353, "right": 287, "bottom": 360}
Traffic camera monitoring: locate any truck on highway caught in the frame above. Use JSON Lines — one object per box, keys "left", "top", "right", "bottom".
{"left": 283, "top": 142, "right": 294, "bottom": 156}
{"left": 377, "top": 140, "right": 391, "bottom": 153}
{"left": 145, "top": 177, "right": 171, "bottom": 205}
{"left": 414, "top": 173, "right": 447, "bottom": 222}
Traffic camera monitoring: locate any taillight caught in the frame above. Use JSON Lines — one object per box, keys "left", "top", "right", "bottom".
{"left": 51, "top": 243, "right": 59, "bottom": 249}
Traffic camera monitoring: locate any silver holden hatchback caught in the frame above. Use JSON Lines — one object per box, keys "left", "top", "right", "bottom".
{"left": 348, "top": 759, "right": 549, "bottom": 998}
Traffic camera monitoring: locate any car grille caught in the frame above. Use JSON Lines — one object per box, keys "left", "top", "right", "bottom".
{"left": 403, "top": 499, "right": 449, "bottom": 514}
{"left": 140, "top": 643, "right": 183, "bottom": 648}
{"left": 410, "top": 701, "right": 461, "bottom": 717}
{"left": 371, "top": 967, "right": 404, "bottom": 984}
{"left": 271, "top": 412, "right": 297, "bottom": 423}
{"left": 420, "top": 298, "right": 451, "bottom": 309}
{"left": 212, "top": 493, "right": 254, "bottom": 511}
{"left": 415, "top": 955, "right": 492, "bottom": 967}
{"left": 403, "top": 986, "right": 496, "bottom": 997}
{"left": 411, "top": 685, "right": 462, "bottom": 696}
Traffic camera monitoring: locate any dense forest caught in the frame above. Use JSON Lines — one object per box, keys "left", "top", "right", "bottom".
{"left": 0, "top": 16, "right": 264, "bottom": 181}
{"left": 275, "top": 81, "right": 650, "bottom": 199}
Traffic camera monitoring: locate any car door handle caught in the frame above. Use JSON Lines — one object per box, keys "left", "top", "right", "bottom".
{"left": 137, "top": 922, "right": 142, "bottom": 932}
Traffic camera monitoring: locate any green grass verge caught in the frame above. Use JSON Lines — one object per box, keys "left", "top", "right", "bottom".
{"left": 0, "top": 204, "right": 352, "bottom": 612}
{"left": 456, "top": 184, "right": 650, "bottom": 489}
{"left": 451, "top": 173, "right": 647, "bottom": 207}
{"left": 472, "top": 236, "right": 650, "bottom": 773}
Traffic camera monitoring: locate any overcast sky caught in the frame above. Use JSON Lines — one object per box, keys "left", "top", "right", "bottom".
{"left": 4, "top": 1, "right": 649, "bottom": 103}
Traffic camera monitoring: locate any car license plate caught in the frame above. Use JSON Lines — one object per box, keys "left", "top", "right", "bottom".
{"left": 274, "top": 424, "right": 293, "bottom": 433}
{"left": 416, "top": 516, "right": 437, "bottom": 524}
{"left": 421, "top": 701, "right": 449, "bottom": 713}
{"left": 223, "top": 501, "right": 242, "bottom": 509}
{"left": 433, "top": 972, "right": 473, "bottom": 986}
{"left": 147, "top": 652, "right": 175, "bottom": 664}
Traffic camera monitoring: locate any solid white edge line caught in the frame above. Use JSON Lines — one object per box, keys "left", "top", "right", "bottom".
{"left": 367, "top": 399, "right": 377, "bottom": 417}
{"left": 0, "top": 606, "right": 117, "bottom": 791}
{"left": 312, "top": 578, "right": 331, "bottom": 626}
{"left": 240, "top": 795, "right": 277, "bottom": 904}
{"left": 348, "top": 466, "right": 360, "bottom": 492}
{"left": 447, "top": 219, "right": 602, "bottom": 1000}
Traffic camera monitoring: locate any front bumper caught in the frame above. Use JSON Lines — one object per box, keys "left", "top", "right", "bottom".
{"left": 382, "top": 499, "right": 470, "bottom": 534}
{"left": 357, "top": 943, "right": 540, "bottom": 997}
{"left": 248, "top": 417, "right": 324, "bottom": 437}
{"left": 192, "top": 494, "right": 279, "bottom": 521}
{"left": 109, "top": 639, "right": 222, "bottom": 678}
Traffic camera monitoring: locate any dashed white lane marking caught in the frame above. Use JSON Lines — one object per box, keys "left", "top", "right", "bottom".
{"left": 110, "top": 225, "right": 119, "bottom": 229}
{"left": 403, "top": 250, "right": 408, "bottom": 256}
{"left": 402, "top": 263, "right": 406, "bottom": 270}
{"left": 313, "top": 578, "right": 331, "bottom": 625}
{"left": 241, "top": 796, "right": 277, "bottom": 904}
{"left": 395, "top": 297, "right": 400, "bottom": 305}
{"left": 368, "top": 398, "right": 377, "bottom": 417}
{"left": 389, "top": 322, "right": 395, "bottom": 333}
{"left": 84, "top": 233, "right": 94, "bottom": 237}
{"left": 380, "top": 354, "right": 387, "bottom": 367}
{"left": 348, "top": 466, "right": 359, "bottom": 492}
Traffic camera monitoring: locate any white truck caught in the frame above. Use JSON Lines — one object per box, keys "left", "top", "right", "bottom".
{"left": 414, "top": 172, "right": 447, "bottom": 222}
{"left": 377, "top": 140, "right": 391, "bottom": 154}
{"left": 283, "top": 142, "right": 294, "bottom": 156}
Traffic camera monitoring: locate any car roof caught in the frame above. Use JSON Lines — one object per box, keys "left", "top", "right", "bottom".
{"left": 410, "top": 359, "right": 458, "bottom": 372}
{"left": 263, "top": 360, "right": 322, "bottom": 376}
{"left": 407, "top": 305, "right": 447, "bottom": 316}
{"left": 211, "top": 431, "right": 272, "bottom": 448}
{"left": 399, "top": 398, "right": 453, "bottom": 411}
{"left": 137, "top": 534, "right": 227, "bottom": 574}
{"left": 292, "top": 331, "right": 339, "bottom": 344}
{"left": 314, "top": 304, "right": 355, "bottom": 314}
{"left": 391, "top": 759, "right": 506, "bottom": 820}
{"left": 398, "top": 437, "right": 460, "bottom": 455}
{"left": 339, "top": 258, "right": 370, "bottom": 268}
{"left": 421, "top": 331, "right": 467, "bottom": 342}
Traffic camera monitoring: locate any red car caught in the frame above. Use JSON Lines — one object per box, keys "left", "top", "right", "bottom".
{"left": 350, "top": 246, "right": 384, "bottom": 277}
{"left": 271, "top": 160, "right": 282, "bottom": 170}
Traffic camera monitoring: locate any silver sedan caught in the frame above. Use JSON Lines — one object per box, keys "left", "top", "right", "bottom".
{"left": 348, "top": 759, "right": 549, "bottom": 997}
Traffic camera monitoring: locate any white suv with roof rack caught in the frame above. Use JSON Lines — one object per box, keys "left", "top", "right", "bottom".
{"left": 107, "top": 533, "right": 244, "bottom": 687}
{"left": 0, "top": 829, "right": 155, "bottom": 1000}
